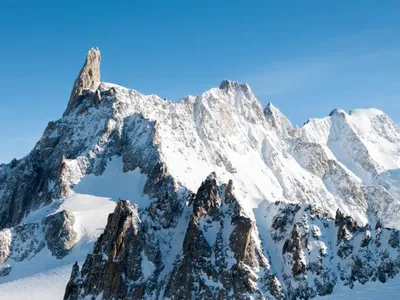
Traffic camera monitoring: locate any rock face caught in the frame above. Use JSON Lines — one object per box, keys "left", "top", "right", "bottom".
{"left": 164, "top": 174, "right": 279, "bottom": 299}
{"left": 265, "top": 202, "right": 400, "bottom": 299}
{"left": 64, "top": 201, "right": 143, "bottom": 299}
{"left": 65, "top": 47, "right": 101, "bottom": 115}
{"left": 64, "top": 176, "right": 400, "bottom": 300}
{"left": 44, "top": 210, "right": 77, "bottom": 258}
{"left": 64, "top": 176, "right": 283, "bottom": 300}
{"left": 0, "top": 223, "right": 45, "bottom": 276}
{"left": 0, "top": 209, "right": 78, "bottom": 276}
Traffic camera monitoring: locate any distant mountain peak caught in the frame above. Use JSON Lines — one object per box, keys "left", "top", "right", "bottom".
{"left": 329, "top": 108, "right": 347, "bottom": 117}
{"left": 264, "top": 101, "right": 293, "bottom": 138}
{"left": 219, "top": 79, "right": 251, "bottom": 93}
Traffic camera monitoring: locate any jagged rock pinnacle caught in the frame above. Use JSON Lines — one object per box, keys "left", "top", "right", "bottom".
{"left": 329, "top": 108, "right": 346, "bottom": 117}
{"left": 64, "top": 47, "right": 101, "bottom": 115}
{"left": 219, "top": 80, "right": 251, "bottom": 93}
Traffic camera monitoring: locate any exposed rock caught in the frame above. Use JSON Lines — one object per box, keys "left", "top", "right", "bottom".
{"left": 283, "top": 224, "right": 306, "bottom": 277}
{"left": 104, "top": 87, "right": 115, "bottom": 97}
{"left": 360, "top": 230, "right": 371, "bottom": 247}
{"left": 8, "top": 223, "right": 45, "bottom": 262}
{"left": 229, "top": 215, "right": 253, "bottom": 263}
{"left": 0, "top": 265, "right": 12, "bottom": 276}
{"left": 264, "top": 102, "right": 294, "bottom": 139}
{"left": 192, "top": 172, "right": 220, "bottom": 219}
{"left": 376, "top": 219, "right": 383, "bottom": 229}
{"left": 269, "top": 202, "right": 400, "bottom": 298}
{"left": 0, "top": 223, "right": 45, "bottom": 276}
{"left": 64, "top": 177, "right": 283, "bottom": 300}
{"left": 0, "top": 161, "right": 54, "bottom": 228}
{"left": 219, "top": 79, "right": 249, "bottom": 91}
{"left": 335, "top": 209, "right": 358, "bottom": 232}
{"left": 389, "top": 232, "right": 400, "bottom": 248}
{"left": 0, "top": 229, "right": 11, "bottom": 264}
{"left": 44, "top": 210, "right": 77, "bottom": 258}
{"left": 165, "top": 176, "right": 279, "bottom": 299}
{"left": 65, "top": 47, "right": 101, "bottom": 115}
{"left": 64, "top": 262, "right": 81, "bottom": 300}
{"left": 64, "top": 201, "right": 146, "bottom": 300}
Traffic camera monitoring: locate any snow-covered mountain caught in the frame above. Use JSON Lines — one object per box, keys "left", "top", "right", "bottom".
{"left": 0, "top": 48, "right": 399, "bottom": 299}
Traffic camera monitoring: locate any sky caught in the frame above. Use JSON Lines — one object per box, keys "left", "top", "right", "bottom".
{"left": 1, "top": 0, "right": 400, "bottom": 163}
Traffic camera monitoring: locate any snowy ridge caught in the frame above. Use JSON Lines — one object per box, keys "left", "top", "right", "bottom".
{"left": 0, "top": 49, "right": 399, "bottom": 299}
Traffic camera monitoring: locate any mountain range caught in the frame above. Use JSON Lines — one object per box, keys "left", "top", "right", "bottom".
{"left": 0, "top": 48, "right": 399, "bottom": 299}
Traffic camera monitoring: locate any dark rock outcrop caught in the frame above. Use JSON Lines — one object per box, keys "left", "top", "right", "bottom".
{"left": 44, "top": 210, "right": 77, "bottom": 258}
{"left": 269, "top": 202, "right": 400, "bottom": 299}
{"left": 64, "top": 176, "right": 283, "bottom": 300}
{"left": 283, "top": 224, "right": 306, "bottom": 277}
{"left": 64, "top": 200, "right": 146, "bottom": 300}
{"left": 0, "top": 223, "right": 46, "bottom": 276}
{"left": 64, "top": 176, "right": 400, "bottom": 299}
{"left": 64, "top": 262, "right": 81, "bottom": 299}
{"left": 65, "top": 47, "right": 101, "bottom": 115}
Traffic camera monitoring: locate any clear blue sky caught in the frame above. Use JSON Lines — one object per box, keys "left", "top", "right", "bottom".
{"left": 1, "top": 0, "right": 400, "bottom": 163}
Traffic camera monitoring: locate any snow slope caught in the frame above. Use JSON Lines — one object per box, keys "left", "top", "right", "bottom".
{"left": 315, "top": 276, "right": 400, "bottom": 300}
{"left": 3, "top": 263, "right": 400, "bottom": 300}
{"left": 0, "top": 264, "right": 73, "bottom": 300}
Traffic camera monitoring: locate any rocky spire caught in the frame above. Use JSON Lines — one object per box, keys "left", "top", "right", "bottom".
{"left": 64, "top": 47, "right": 101, "bottom": 115}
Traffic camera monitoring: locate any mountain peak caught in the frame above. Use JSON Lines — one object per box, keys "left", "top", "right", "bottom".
{"left": 329, "top": 108, "right": 347, "bottom": 117}
{"left": 266, "top": 102, "right": 274, "bottom": 108}
{"left": 219, "top": 80, "right": 251, "bottom": 93}
{"left": 64, "top": 47, "right": 101, "bottom": 115}
{"left": 264, "top": 101, "right": 293, "bottom": 138}
{"left": 3, "top": 50, "right": 400, "bottom": 299}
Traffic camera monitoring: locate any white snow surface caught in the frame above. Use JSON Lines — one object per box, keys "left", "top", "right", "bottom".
{"left": 315, "top": 276, "right": 400, "bottom": 300}
{"left": 0, "top": 263, "right": 74, "bottom": 300}
{"left": 74, "top": 156, "right": 150, "bottom": 207}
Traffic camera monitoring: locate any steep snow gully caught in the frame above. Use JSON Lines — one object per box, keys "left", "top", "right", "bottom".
{"left": 0, "top": 48, "right": 400, "bottom": 299}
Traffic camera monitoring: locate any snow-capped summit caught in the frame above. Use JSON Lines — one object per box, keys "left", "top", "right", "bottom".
{"left": 264, "top": 102, "right": 294, "bottom": 138}
{"left": 328, "top": 108, "right": 347, "bottom": 117}
{"left": 0, "top": 48, "right": 400, "bottom": 299}
{"left": 219, "top": 79, "right": 251, "bottom": 93}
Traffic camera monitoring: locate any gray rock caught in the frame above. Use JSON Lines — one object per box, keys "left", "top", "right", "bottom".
{"left": 273, "top": 202, "right": 400, "bottom": 298}
{"left": 0, "top": 229, "right": 11, "bottom": 264}
{"left": 64, "top": 200, "right": 145, "bottom": 300}
{"left": 44, "top": 210, "right": 77, "bottom": 258}
{"left": 65, "top": 47, "right": 101, "bottom": 115}
{"left": 64, "top": 262, "right": 81, "bottom": 299}
{"left": 9, "top": 223, "right": 45, "bottom": 262}
{"left": 0, "top": 223, "right": 46, "bottom": 276}
{"left": 64, "top": 176, "right": 283, "bottom": 300}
